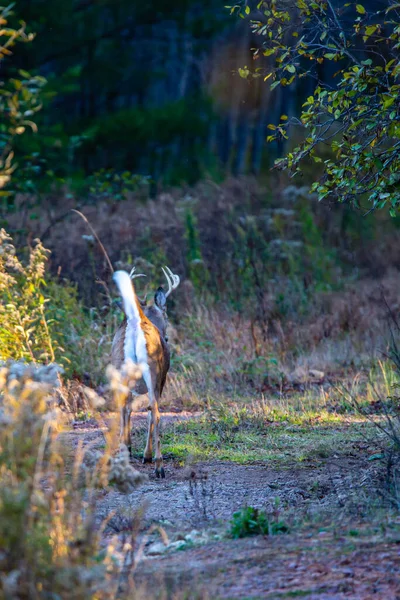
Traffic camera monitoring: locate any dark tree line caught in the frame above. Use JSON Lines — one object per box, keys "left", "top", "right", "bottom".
{"left": 7, "top": 0, "right": 385, "bottom": 189}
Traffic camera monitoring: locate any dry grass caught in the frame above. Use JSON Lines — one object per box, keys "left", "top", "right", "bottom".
{"left": 164, "top": 270, "right": 400, "bottom": 406}
{"left": 0, "top": 360, "right": 151, "bottom": 599}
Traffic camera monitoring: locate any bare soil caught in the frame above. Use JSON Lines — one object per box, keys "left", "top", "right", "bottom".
{"left": 62, "top": 412, "right": 400, "bottom": 599}
{"left": 137, "top": 531, "right": 400, "bottom": 599}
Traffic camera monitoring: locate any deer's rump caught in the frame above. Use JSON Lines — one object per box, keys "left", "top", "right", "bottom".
{"left": 111, "top": 319, "right": 170, "bottom": 397}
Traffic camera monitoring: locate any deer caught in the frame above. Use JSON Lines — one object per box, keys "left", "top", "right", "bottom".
{"left": 111, "top": 266, "right": 180, "bottom": 478}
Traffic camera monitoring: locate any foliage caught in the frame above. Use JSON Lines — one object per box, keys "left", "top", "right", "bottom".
{"left": 0, "top": 4, "right": 45, "bottom": 201}
{"left": 0, "top": 228, "right": 118, "bottom": 381}
{"left": 0, "top": 229, "right": 61, "bottom": 363}
{"left": 0, "top": 360, "right": 145, "bottom": 598}
{"left": 230, "top": 506, "right": 289, "bottom": 538}
{"left": 241, "top": 0, "right": 400, "bottom": 213}
{"left": 86, "top": 169, "right": 150, "bottom": 203}
{"left": 75, "top": 100, "right": 213, "bottom": 186}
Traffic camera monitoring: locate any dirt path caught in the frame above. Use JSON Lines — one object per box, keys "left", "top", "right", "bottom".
{"left": 66, "top": 413, "right": 371, "bottom": 530}
{"left": 62, "top": 413, "right": 400, "bottom": 599}
{"left": 137, "top": 532, "right": 400, "bottom": 599}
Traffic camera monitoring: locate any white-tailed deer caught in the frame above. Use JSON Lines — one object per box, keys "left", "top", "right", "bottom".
{"left": 111, "top": 266, "right": 180, "bottom": 478}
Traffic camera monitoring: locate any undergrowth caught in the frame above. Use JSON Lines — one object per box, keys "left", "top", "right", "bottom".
{"left": 338, "top": 360, "right": 400, "bottom": 510}
{"left": 230, "top": 506, "right": 289, "bottom": 539}
{"left": 0, "top": 228, "right": 120, "bottom": 383}
{"left": 0, "top": 359, "right": 146, "bottom": 598}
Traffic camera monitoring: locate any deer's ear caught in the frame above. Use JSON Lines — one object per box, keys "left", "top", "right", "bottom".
{"left": 154, "top": 286, "right": 167, "bottom": 312}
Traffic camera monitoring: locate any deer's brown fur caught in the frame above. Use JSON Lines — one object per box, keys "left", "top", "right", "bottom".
{"left": 111, "top": 315, "right": 170, "bottom": 395}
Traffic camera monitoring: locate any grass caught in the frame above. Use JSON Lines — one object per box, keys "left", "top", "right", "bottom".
{"left": 126, "top": 389, "right": 379, "bottom": 466}
{"left": 139, "top": 358, "right": 400, "bottom": 474}
{"left": 159, "top": 417, "right": 372, "bottom": 465}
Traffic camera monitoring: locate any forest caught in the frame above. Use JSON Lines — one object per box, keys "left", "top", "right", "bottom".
{"left": 1, "top": 0, "right": 400, "bottom": 598}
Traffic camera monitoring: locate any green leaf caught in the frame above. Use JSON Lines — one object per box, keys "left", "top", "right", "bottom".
{"left": 368, "top": 453, "right": 384, "bottom": 461}
{"left": 356, "top": 4, "right": 366, "bottom": 14}
{"left": 245, "top": 5, "right": 250, "bottom": 14}
{"left": 363, "top": 24, "right": 377, "bottom": 40}
{"left": 383, "top": 95, "right": 395, "bottom": 109}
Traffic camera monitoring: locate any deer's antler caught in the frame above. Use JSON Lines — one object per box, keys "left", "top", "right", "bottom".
{"left": 161, "top": 266, "right": 180, "bottom": 298}
{"left": 129, "top": 266, "right": 146, "bottom": 280}
{"left": 128, "top": 267, "right": 147, "bottom": 305}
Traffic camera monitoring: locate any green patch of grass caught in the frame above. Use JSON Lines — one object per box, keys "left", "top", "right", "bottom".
{"left": 230, "top": 506, "right": 289, "bottom": 539}
{"left": 131, "top": 407, "right": 375, "bottom": 465}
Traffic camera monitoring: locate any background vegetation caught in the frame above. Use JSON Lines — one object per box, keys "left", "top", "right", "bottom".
{"left": 1, "top": 1, "right": 400, "bottom": 597}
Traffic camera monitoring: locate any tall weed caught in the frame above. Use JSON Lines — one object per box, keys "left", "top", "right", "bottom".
{"left": 0, "top": 228, "right": 119, "bottom": 382}
{"left": 0, "top": 360, "right": 145, "bottom": 598}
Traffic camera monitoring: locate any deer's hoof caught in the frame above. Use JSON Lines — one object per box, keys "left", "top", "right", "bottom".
{"left": 142, "top": 456, "right": 152, "bottom": 464}
{"left": 155, "top": 467, "right": 165, "bottom": 479}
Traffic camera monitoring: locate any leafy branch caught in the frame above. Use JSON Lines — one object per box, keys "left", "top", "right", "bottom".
{"left": 0, "top": 4, "right": 46, "bottom": 199}
{"left": 236, "top": 0, "right": 400, "bottom": 213}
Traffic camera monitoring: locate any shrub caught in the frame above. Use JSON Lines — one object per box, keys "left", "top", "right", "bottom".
{"left": 0, "top": 228, "right": 119, "bottom": 383}
{"left": 229, "top": 506, "right": 289, "bottom": 539}
{"left": 0, "top": 359, "right": 145, "bottom": 598}
{"left": 0, "top": 229, "right": 60, "bottom": 364}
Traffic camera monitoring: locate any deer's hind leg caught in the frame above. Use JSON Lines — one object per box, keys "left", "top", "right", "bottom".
{"left": 143, "top": 405, "right": 154, "bottom": 464}
{"left": 153, "top": 396, "right": 164, "bottom": 478}
{"left": 141, "top": 365, "right": 164, "bottom": 478}
{"left": 121, "top": 400, "right": 132, "bottom": 455}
